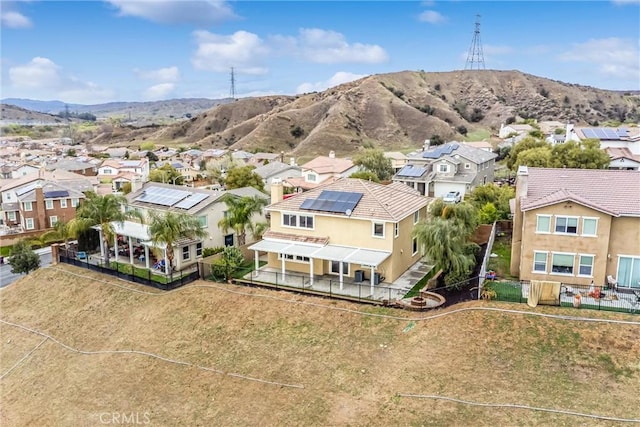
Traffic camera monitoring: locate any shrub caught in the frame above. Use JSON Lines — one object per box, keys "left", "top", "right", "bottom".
{"left": 203, "top": 246, "right": 225, "bottom": 257}
{"left": 290, "top": 125, "right": 304, "bottom": 138}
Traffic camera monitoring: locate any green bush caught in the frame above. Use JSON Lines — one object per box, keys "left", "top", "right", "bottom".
{"left": 203, "top": 246, "right": 225, "bottom": 257}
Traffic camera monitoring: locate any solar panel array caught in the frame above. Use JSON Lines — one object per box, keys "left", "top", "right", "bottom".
{"left": 396, "top": 165, "right": 427, "bottom": 177}
{"left": 581, "top": 128, "right": 628, "bottom": 140}
{"left": 422, "top": 142, "right": 459, "bottom": 159}
{"left": 174, "top": 193, "right": 208, "bottom": 210}
{"left": 15, "top": 183, "right": 37, "bottom": 196}
{"left": 135, "top": 186, "right": 192, "bottom": 207}
{"left": 44, "top": 190, "right": 69, "bottom": 198}
{"left": 300, "top": 190, "right": 363, "bottom": 214}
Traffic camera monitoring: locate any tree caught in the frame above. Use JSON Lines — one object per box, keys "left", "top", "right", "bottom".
{"left": 430, "top": 135, "right": 444, "bottom": 146}
{"left": 211, "top": 246, "right": 245, "bottom": 282}
{"left": 506, "top": 137, "right": 548, "bottom": 170}
{"left": 428, "top": 199, "right": 478, "bottom": 235}
{"left": 148, "top": 211, "right": 208, "bottom": 274}
{"left": 353, "top": 149, "right": 393, "bottom": 181}
{"left": 149, "top": 164, "right": 183, "bottom": 185}
{"left": 7, "top": 240, "right": 40, "bottom": 275}
{"left": 514, "top": 147, "right": 552, "bottom": 169}
{"left": 290, "top": 125, "right": 304, "bottom": 138}
{"left": 350, "top": 170, "right": 380, "bottom": 182}
{"left": 72, "top": 192, "right": 140, "bottom": 266}
{"left": 468, "top": 183, "right": 514, "bottom": 220}
{"left": 41, "top": 221, "right": 76, "bottom": 248}
{"left": 140, "top": 141, "right": 155, "bottom": 151}
{"left": 66, "top": 148, "right": 77, "bottom": 157}
{"left": 224, "top": 165, "right": 265, "bottom": 192}
{"left": 217, "top": 195, "right": 268, "bottom": 246}
{"left": 479, "top": 202, "right": 499, "bottom": 224}
{"left": 121, "top": 182, "right": 132, "bottom": 194}
{"left": 146, "top": 151, "right": 159, "bottom": 162}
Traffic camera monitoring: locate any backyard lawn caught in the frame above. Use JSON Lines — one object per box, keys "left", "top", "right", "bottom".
{"left": 1, "top": 265, "right": 639, "bottom": 426}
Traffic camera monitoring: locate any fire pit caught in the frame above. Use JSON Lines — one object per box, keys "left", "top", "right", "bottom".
{"left": 397, "top": 291, "right": 446, "bottom": 310}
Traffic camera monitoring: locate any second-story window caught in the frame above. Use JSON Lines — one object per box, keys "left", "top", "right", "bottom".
{"left": 283, "top": 213, "right": 297, "bottom": 227}
{"left": 373, "top": 222, "right": 384, "bottom": 238}
{"left": 60, "top": 199, "right": 68, "bottom": 208}
{"left": 307, "top": 173, "right": 317, "bottom": 182}
{"left": 555, "top": 216, "right": 578, "bottom": 234}
{"left": 45, "top": 200, "right": 54, "bottom": 210}
{"left": 23, "top": 201, "right": 33, "bottom": 211}
{"left": 438, "top": 164, "right": 449, "bottom": 173}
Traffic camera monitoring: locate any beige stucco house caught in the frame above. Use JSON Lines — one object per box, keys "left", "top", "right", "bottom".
{"left": 511, "top": 166, "right": 640, "bottom": 289}
{"left": 249, "top": 178, "right": 430, "bottom": 289}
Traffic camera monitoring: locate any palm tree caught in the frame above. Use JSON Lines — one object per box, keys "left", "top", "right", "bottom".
{"left": 41, "top": 220, "right": 76, "bottom": 249}
{"left": 217, "top": 195, "right": 268, "bottom": 246}
{"left": 148, "top": 210, "right": 208, "bottom": 274}
{"left": 72, "top": 192, "right": 140, "bottom": 265}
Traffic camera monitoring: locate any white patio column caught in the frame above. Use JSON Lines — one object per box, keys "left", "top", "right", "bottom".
{"left": 309, "top": 258, "right": 314, "bottom": 287}
{"left": 164, "top": 248, "right": 169, "bottom": 274}
{"left": 98, "top": 229, "right": 105, "bottom": 257}
{"left": 370, "top": 266, "right": 375, "bottom": 295}
{"left": 128, "top": 236, "right": 134, "bottom": 265}
{"left": 144, "top": 245, "right": 150, "bottom": 269}
{"left": 254, "top": 250, "right": 259, "bottom": 276}
{"left": 281, "top": 253, "right": 286, "bottom": 281}
{"left": 114, "top": 235, "right": 119, "bottom": 263}
{"left": 339, "top": 260, "right": 344, "bottom": 290}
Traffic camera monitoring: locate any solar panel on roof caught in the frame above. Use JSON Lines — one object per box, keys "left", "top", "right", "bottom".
{"left": 299, "top": 190, "right": 363, "bottom": 214}
{"left": 397, "top": 165, "right": 427, "bottom": 177}
{"left": 44, "top": 190, "right": 69, "bottom": 198}
{"left": 134, "top": 186, "right": 191, "bottom": 207}
{"left": 15, "top": 183, "right": 37, "bottom": 196}
{"left": 582, "top": 129, "right": 596, "bottom": 138}
{"left": 174, "top": 193, "right": 208, "bottom": 209}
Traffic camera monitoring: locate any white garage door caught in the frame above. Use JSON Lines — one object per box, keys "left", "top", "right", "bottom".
{"left": 434, "top": 182, "right": 466, "bottom": 198}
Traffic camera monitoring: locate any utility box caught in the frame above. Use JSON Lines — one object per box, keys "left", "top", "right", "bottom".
{"left": 354, "top": 270, "right": 364, "bottom": 282}
{"left": 373, "top": 272, "right": 381, "bottom": 285}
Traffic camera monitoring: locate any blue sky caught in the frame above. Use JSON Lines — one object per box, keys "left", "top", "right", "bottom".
{"left": 1, "top": 1, "right": 639, "bottom": 104}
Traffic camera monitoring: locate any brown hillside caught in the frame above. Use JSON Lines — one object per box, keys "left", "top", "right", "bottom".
{"left": 93, "top": 70, "right": 639, "bottom": 156}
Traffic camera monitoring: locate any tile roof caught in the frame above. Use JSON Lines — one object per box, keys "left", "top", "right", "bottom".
{"left": 520, "top": 167, "right": 640, "bottom": 216}
{"left": 262, "top": 230, "right": 329, "bottom": 245}
{"left": 254, "top": 161, "right": 301, "bottom": 179}
{"left": 268, "top": 178, "right": 430, "bottom": 222}
{"left": 301, "top": 156, "right": 354, "bottom": 174}
{"left": 605, "top": 147, "right": 640, "bottom": 162}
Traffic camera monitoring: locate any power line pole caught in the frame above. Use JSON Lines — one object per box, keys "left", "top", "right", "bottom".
{"left": 464, "top": 14, "right": 486, "bottom": 70}
{"left": 230, "top": 67, "right": 236, "bottom": 100}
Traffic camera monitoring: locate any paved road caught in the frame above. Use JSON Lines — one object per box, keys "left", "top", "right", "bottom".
{"left": 0, "top": 247, "right": 52, "bottom": 288}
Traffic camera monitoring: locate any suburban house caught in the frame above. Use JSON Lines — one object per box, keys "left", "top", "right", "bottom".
{"left": 125, "top": 182, "right": 268, "bottom": 249}
{"left": 0, "top": 163, "right": 40, "bottom": 179}
{"left": 98, "top": 158, "right": 150, "bottom": 184}
{"left": 249, "top": 178, "right": 430, "bottom": 288}
{"left": 254, "top": 160, "right": 302, "bottom": 192}
{"left": 510, "top": 166, "right": 640, "bottom": 289}
{"left": 284, "top": 151, "right": 359, "bottom": 192}
{"left": 498, "top": 123, "right": 534, "bottom": 139}
{"left": 606, "top": 147, "right": 640, "bottom": 171}
{"left": 383, "top": 152, "right": 408, "bottom": 173}
{"left": 45, "top": 158, "right": 99, "bottom": 176}
{"left": 392, "top": 141, "right": 497, "bottom": 199}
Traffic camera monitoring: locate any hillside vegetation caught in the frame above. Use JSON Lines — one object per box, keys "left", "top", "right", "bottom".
{"left": 1, "top": 265, "right": 638, "bottom": 426}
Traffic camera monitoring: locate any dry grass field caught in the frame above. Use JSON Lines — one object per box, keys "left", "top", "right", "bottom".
{"left": 1, "top": 265, "right": 639, "bottom": 426}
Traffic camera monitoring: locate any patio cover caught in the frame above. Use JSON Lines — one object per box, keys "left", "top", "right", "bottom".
{"left": 249, "top": 239, "right": 391, "bottom": 267}
{"left": 92, "top": 220, "right": 150, "bottom": 241}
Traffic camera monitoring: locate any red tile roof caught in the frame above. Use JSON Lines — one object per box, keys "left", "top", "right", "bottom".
{"left": 520, "top": 168, "right": 640, "bottom": 216}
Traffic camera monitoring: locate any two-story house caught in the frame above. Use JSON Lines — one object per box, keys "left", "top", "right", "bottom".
{"left": 510, "top": 166, "right": 640, "bottom": 289}
{"left": 284, "top": 151, "right": 359, "bottom": 192}
{"left": 393, "top": 142, "right": 497, "bottom": 199}
{"left": 249, "top": 178, "right": 430, "bottom": 289}
{"left": 98, "top": 158, "right": 150, "bottom": 190}
{"left": 254, "top": 160, "right": 302, "bottom": 192}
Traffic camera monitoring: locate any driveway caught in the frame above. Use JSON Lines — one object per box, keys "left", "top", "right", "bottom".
{"left": 0, "top": 247, "right": 52, "bottom": 288}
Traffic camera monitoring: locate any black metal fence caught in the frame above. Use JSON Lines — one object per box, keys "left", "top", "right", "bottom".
{"left": 487, "top": 280, "right": 640, "bottom": 315}
{"left": 233, "top": 269, "right": 407, "bottom": 304}
{"left": 59, "top": 250, "right": 199, "bottom": 291}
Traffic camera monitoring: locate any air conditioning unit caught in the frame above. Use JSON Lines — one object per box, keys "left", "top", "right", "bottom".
{"left": 354, "top": 270, "right": 364, "bottom": 282}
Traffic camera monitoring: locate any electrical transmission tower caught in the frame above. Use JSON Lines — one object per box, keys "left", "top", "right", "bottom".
{"left": 229, "top": 67, "right": 236, "bottom": 100}
{"left": 464, "top": 14, "right": 486, "bottom": 70}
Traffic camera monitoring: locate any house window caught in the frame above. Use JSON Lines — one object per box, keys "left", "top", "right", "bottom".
{"left": 307, "top": 173, "right": 317, "bottom": 182}
{"left": 551, "top": 253, "right": 574, "bottom": 275}
{"left": 465, "top": 163, "right": 471, "bottom": 169}
{"left": 196, "top": 242, "right": 203, "bottom": 257}
{"left": 182, "top": 246, "right": 190, "bottom": 261}
{"left": 283, "top": 213, "right": 297, "bottom": 227}
{"left": 26, "top": 218, "right": 34, "bottom": 230}
{"left": 438, "top": 164, "right": 449, "bottom": 173}
{"left": 330, "top": 260, "right": 349, "bottom": 275}
{"left": 616, "top": 256, "right": 640, "bottom": 288}
{"left": 373, "top": 222, "right": 384, "bottom": 238}
{"left": 45, "top": 200, "right": 54, "bottom": 210}
{"left": 578, "top": 254, "right": 594, "bottom": 277}
{"left": 50, "top": 216, "right": 58, "bottom": 227}
{"left": 23, "top": 202, "right": 33, "bottom": 211}
{"left": 582, "top": 218, "right": 598, "bottom": 236}
{"left": 555, "top": 216, "right": 578, "bottom": 234}
{"left": 533, "top": 251, "right": 547, "bottom": 273}
{"left": 536, "top": 215, "right": 551, "bottom": 233}
{"left": 299, "top": 215, "right": 314, "bottom": 229}
{"left": 413, "top": 211, "right": 419, "bottom": 224}
{"left": 278, "top": 253, "right": 310, "bottom": 263}
{"left": 198, "top": 216, "right": 207, "bottom": 228}
{"left": 60, "top": 199, "right": 68, "bottom": 208}
{"left": 8, "top": 211, "right": 16, "bottom": 221}
{"left": 71, "top": 198, "right": 79, "bottom": 207}
{"left": 103, "top": 168, "right": 113, "bottom": 175}
{"left": 412, "top": 237, "right": 418, "bottom": 255}
{"left": 394, "top": 223, "right": 399, "bottom": 238}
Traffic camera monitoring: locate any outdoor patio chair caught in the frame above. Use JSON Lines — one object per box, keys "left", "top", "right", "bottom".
{"left": 606, "top": 275, "right": 618, "bottom": 291}
{"left": 77, "top": 251, "right": 87, "bottom": 260}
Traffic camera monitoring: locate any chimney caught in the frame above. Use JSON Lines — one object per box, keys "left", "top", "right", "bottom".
{"left": 290, "top": 157, "right": 296, "bottom": 166}
{"left": 423, "top": 139, "right": 430, "bottom": 151}
{"left": 515, "top": 165, "right": 529, "bottom": 199}
{"left": 329, "top": 150, "right": 335, "bottom": 159}
{"left": 35, "top": 181, "right": 46, "bottom": 230}
{"left": 271, "top": 178, "right": 284, "bottom": 204}
{"left": 510, "top": 165, "right": 529, "bottom": 277}
{"left": 131, "top": 176, "right": 143, "bottom": 193}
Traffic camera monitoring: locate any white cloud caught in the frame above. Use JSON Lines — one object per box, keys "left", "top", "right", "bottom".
{"left": 560, "top": 38, "right": 639, "bottom": 80}
{"left": 1, "top": 10, "right": 32, "bottom": 28}
{"left": 134, "top": 66, "right": 180, "bottom": 82}
{"left": 8, "top": 57, "right": 114, "bottom": 103}
{"left": 418, "top": 10, "right": 446, "bottom": 24}
{"left": 106, "top": 0, "right": 237, "bottom": 25}
{"left": 192, "top": 30, "right": 270, "bottom": 74}
{"left": 278, "top": 28, "right": 388, "bottom": 64}
{"left": 143, "top": 83, "right": 175, "bottom": 100}
{"left": 296, "top": 71, "right": 368, "bottom": 94}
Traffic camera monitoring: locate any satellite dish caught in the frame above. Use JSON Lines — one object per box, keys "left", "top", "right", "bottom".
{"left": 345, "top": 208, "right": 352, "bottom": 216}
